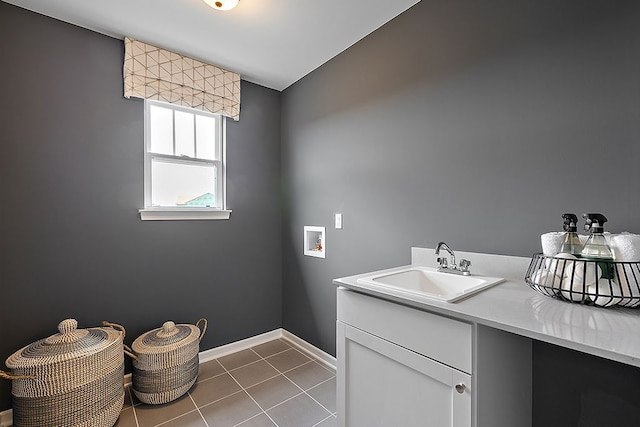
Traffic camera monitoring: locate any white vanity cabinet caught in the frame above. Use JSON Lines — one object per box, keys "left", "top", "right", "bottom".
{"left": 337, "top": 287, "right": 532, "bottom": 427}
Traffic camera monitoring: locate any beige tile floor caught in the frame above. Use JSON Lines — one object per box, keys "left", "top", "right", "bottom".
{"left": 115, "top": 339, "right": 337, "bottom": 427}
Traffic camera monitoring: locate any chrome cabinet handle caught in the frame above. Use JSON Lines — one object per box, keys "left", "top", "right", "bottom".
{"left": 455, "top": 383, "right": 466, "bottom": 394}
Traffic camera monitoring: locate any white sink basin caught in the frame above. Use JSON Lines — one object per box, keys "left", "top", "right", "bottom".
{"left": 356, "top": 266, "right": 504, "bottom": 303}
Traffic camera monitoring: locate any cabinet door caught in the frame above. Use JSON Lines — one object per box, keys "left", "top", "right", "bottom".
{"left": 337, "top": 322, "right": 471, "bottom": 427}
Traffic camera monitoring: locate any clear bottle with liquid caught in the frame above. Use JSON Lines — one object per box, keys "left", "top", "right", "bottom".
{"left": 580, "top": 213, "right": 613, "bottom": 260}
{"left": 581, "top": 213, "right": 614, "bottom": 279}
{"left": 559, "top": 213, "right": 583, "bottom": 256}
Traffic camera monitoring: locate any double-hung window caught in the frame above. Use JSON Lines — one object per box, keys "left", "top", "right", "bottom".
{"left": 139, "top": 100, "right": 230, "bottom": 220}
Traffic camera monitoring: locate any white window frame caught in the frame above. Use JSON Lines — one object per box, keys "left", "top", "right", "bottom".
{"left": 139, "top": 100, "right": 231, "bottom": 221}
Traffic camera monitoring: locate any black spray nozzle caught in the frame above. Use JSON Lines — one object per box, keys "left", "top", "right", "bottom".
{"left": 583, "top": 213, "right": 608, "bottom": 233}
{"left": 562, "top": 213, "right": 578, "bottom": 232}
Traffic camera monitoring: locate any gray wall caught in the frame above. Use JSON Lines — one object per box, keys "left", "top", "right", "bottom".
{"left": 281, "top": 0, "right": 640, "bottom": 425}
{"left": 2, "top": 0, "right": 640, "bottom": 422}
{"left": 282, "top": 0, "right": 640, "bottom": 358}
{"left": 0, "top": 3, "right": 282, "bottom": 411}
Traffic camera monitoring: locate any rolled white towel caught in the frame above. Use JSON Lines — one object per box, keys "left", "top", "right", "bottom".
{"left": 532, "top": 270, "right": 562, "bottom": 295}
{"left": 541, "top": 232, "right": 565, "bottom": 257}
{"left": 546, "top": 253, "right": 578, "bottom": 277}
{"left": 549, "top": 255, "right": 601, "bottom": 284}
{"left": 571, "top": 259, "right": 601, "bottom": 286}
{"left": 561, "top": 275, "right": 589, "bottom": 302}
{"left": 607, "top": 233, "right": 640, "bottom": 262}
{"left": 559, "top": 257, "right": 602, "bottom": 302}
{"left": 613, "top": 263, "right": 640, "bottom": 307}
{"left": 588, "top": 279, "right": 623, "bottom": 307}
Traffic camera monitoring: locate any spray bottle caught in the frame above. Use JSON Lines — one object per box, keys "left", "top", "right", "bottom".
{"left": 581, "top": 213, "right": 613, "bottom": 260}
{"left": 559, "top": 213, "right": 583, "bottom": 256}
{"left": 581, "top": 213, "right": 614, "bottom": 279}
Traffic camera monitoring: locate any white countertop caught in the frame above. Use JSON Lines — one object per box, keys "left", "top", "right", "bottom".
{"left": 333, "top": 248, "right": 640, "bottom": 368}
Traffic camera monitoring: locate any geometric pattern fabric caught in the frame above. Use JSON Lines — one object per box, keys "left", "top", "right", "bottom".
{"left": 123, "top": 37, "right": 241, "bottom": 121}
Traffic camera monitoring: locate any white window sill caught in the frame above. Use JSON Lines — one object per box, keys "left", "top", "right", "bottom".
{"left": 139, "top": 208, "right": 231, "bottom": 221}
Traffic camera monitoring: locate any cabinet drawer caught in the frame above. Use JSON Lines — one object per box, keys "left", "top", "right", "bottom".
{"left": 337, "top": 287, "right": 472, "bottom": 374}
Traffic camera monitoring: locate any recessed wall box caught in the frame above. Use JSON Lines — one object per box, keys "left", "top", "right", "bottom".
{"left": 304, "top": 226, "right": 326, "bottom": 258}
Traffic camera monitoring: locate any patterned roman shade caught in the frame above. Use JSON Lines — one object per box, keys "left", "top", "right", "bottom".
{"left": 123, "top": 37, "right": 241, "bottom": 120}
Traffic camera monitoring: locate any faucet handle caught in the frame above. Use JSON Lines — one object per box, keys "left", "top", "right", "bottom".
{"left": 459, "top": 259, "right": 471, "bottom": 272}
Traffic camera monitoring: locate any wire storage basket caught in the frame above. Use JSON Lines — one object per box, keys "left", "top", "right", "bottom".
{"left": 120, "top": 318, "right": 207, "bottom": 405}
{"left": 525, "top": 253, "right": 640, "bottom": 308}
{"left": 1, "top": 319, "right": 125, "bottom": 427}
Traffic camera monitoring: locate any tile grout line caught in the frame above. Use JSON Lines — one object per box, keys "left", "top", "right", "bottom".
{"left": 311, "top": 413, "right": 336, "bottom": 427}
{"left": 254, "top": 348, "right": 334, "bottom": 408}
{"left": 217, "top": 343, "right": 295, "bottom": 375}
{"left": 195, "top": 366, "right": 229, "bottom": 384}
{"left": 250, "top": 347, "right": 335, "bottom": 419}
{"left": 251, "top": 345, "right": 298, "bottom": 362}
{"left": 128, "top": 385, "right": 203, "bottom": 427}
{"left": 219, "top": 349, "right": 294, "bottom": 376}
{"left": 254, "top": 374, "right": 336, "bottom": 415}
{"left": 151, "top": 409, "right": 204, "bottom": 427}
{"left": 124, "top": 340, "right": 335, "bottom": 427}
{"left": 229, "top": 380, "right": 280, "bottom": 426}
{"left": 211, "top": 353, "right": 286, "bottom": 393}
{"left": 150, "top": 378, "right": 244, "bottom": 427}
{"left": 116, "top": 338, "right": 334, "bottom": 427}
{"left": 128, "top": 388, "right": 140, "bottom": 427}
{"left": 218, "top": 353, "right": 281, "bottom": 427}
{"left": 306, "top": 376, "right": 336, "bottom": 394}
{"left": 275, "top": 369, "right": 335, "bottom": 417}
{"left": 194, "top": 389, "right": 245, "bottom": 411}
{"left": 187, "top": 392, "right": 211, "bottom": 427}
{"left": 231, "top": 411, "right": 270, "bottom": 427}
{"left": 257, "top": 389, "right": 306, "bottom": 413}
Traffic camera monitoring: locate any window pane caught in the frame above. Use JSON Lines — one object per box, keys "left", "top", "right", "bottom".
{"left": 149, "top": 105, "right": 173, "bottom": 155}
{"left": 175, "top": 111, "right": 195, "bottom": 158}
{"left": 151, "top": 159, "right": 216, "bottom": 207}
{"left": 196, "top": 115, "right": 217, "bottom": 160}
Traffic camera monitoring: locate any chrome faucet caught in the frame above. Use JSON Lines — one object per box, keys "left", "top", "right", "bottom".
{"left": 435, "top": 242, "right": 456, "bottom": 268}
{"left": 435, "top": 242, "right": 471, "bottom": 276}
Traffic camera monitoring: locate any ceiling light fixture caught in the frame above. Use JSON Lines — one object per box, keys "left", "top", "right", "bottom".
{"left": 203, "top": 0, "right": 239, "bottom": 11}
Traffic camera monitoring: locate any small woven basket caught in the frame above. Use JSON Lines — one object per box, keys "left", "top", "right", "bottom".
{"left": 126, "top": 318, "right": 207, "bottom": 405}
{"left": 1, "top": 319, "right": 125, "bottom": 427}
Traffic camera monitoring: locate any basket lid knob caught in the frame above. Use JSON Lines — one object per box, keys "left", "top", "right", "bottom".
{"left": 42, "top": 318, "right": 88, "bottom": 345}
{"left": 58, "top": 319, "right": 78, "bottom": 335}
{"left": 158, "top": 320, "right": 178, "bottom": 337}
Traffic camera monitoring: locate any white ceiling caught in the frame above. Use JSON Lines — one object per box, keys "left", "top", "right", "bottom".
{"left": 3, "top": 0, "right": 420, "bottom": 91}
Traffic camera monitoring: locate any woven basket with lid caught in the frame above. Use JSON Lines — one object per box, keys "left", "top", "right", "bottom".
{"left": 1, "top": 319, "right": 125, "bottom": 427}
{"left": 127, "top": 318, "right": 207, "bottom": 405}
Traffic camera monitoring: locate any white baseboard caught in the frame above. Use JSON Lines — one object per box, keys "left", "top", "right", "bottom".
{"left": 199, "top": 328, "right": 336, "bottom": 370}
{"left": 199, "top": 329, "right": 282, "bottom": 363}
{"left": 281, "top": 329, "right": 336, "bottom": 370}
{"left": 0, "top": 328, "right": 335, "bottom": 426}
